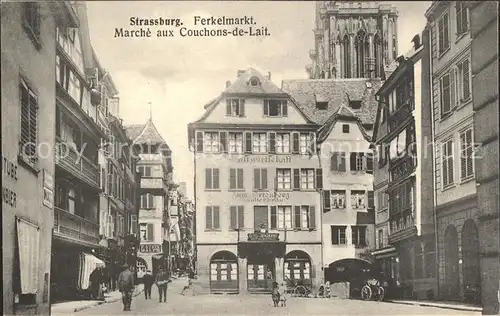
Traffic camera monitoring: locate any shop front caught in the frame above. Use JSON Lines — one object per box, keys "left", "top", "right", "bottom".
{"left": 238, "top": 230, "right": 286, "bottom": 294}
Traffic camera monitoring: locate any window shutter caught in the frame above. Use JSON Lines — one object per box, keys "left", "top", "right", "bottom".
{"left": 270, "top": 206, "right": 277, "bottom": 229}
{"left": 213, "top": 168, "right": 220, "bottom": 189}
{"left": 220, "top": 131, "right": 228, "bottom": 153}
{"left": 230, "top": 206, "right": 237, "bottom": 229}
{"left": 245, "top": 132, "right": 252, "bottom": 153}
{"left": 366, "top": 155, "right": 374, "bottom": 174}
{"left": 292, "top": 132, "right": 300, "bottom": 154}
{"left": 282, "top": 101, "right": 288, "bottom": 117}
{"left": 196, "top": 131, "right": 204, "bottom": 152}
{"left": 205, "top": 168, "right": 212, "bottom": 189}
{"left": 149, "top": 194, "right": 155, "bottom": 208}
{"left": 240, "top": 100, "right": 245, "bottom": 117}
{"left": 237, "top": 168, "right": 244, "bottom": 189}
{"left": 323, "top": 190, "right": 331, "bottom": 212}
{"left": 315, "top": 169, "right": 323, "bottom": 189}
{"left": 294, "top": 206, "right": 301, "bottom": 229}
{"left": 350, "top": 153, "right": 357, "bottom": 171}
{"left": 368, "top": 191, "right": 374, "bottom": 209}
{"left": 213, "top": 206, "right": 220, "bottom": 229}
{"left": 450, "top": 69, "right": 456, "bottom": 109}
{"left": 330, "top": 153, "right": 338, "bottom": 171}
{"left": 226, "top": 99, "right": 231, "bottom": 115}
{"left": 352, "top": 226, "right": 358, "bottom": 244}
{"left": 263, "top": 100, "right": 269, "bottom": 116}
{"left": 229, "top": 169, "right": 236, "bottom": 189}
{"left": 147, "top": 223, "right": 154, "bottom": 241}
{"left": 308, "top": 206, "right": 316, "bottom": 230}
{"left": 261, "top": 169, "right": 268, "bottom": 190}
{"left": 238, "top": 206, "right": 244, "bottom": 228}
{"left": 293, "top": 169, "right": 300, "bottom": 190}
{"left": 206, "top": 207, "right": 212, "bottom": 230}
{"left": 309, "top": 132, "right": 315, "bottom": 153}
{"left": 269, "top": 132, "right": 276, "bottom": 154}
{"left": 331, "top": 227, "right": 339, "bottom": 244}
{"left": 340, "top": 154, "right": 347, "bottom": 171}
{"left": 253, "top": 169, "right": 260, "bottom": 190}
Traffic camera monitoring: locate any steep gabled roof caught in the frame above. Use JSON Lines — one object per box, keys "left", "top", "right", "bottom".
{"left": 125, "top": 120, "right": 168, "bottom": 147}
{"left": 224, "top": 68, "right": 285, "bottom": 95}
{"left": 281, "top": 78, "right": 382, "bottom": 126}
{"left": 317, "top": 105, "right": 371, "bottom": 143}
{"left": 193, "top": 68, "right": 315, "bottom": 124}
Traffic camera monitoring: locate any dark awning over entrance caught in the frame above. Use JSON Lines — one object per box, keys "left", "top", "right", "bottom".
{"left": 238, "top": 241, "right": 286, "bottom": 259}
{"left": 325, "top": 258, "right": 377, "bottom": 283}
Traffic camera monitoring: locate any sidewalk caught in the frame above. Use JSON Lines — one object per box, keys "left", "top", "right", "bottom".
{"left": 386, "top": 299, "right": 482, "bottom": 312}
{"left": 51, "top": 283, "right": 144, "bottom": 314}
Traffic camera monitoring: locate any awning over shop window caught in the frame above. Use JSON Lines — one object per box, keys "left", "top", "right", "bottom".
{"left": 78, "top": 253, "right": 105, "bottom": 290}
{"left": 17, "top": 217, "right": 40, "bottom": 294}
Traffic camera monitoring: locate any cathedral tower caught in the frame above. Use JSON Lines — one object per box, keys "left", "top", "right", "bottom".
{"left": 307, "top": 1, "right": 399, "bottom": 79}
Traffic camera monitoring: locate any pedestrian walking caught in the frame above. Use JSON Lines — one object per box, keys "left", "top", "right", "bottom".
{"left": 89, "top": 266, "right": 104, "bottom": 300}
{"left": 143, "top": 269, "right": 154, "bottom": 300}
{"left": 118, "top": 264, "right": 135, "bottom": 311}
{"left": 155, "top": 267, "right": 170, "bottom": 303}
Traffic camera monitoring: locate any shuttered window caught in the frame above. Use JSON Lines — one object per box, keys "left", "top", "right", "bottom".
{"left": 205, "top": 168, "right": 220, "bottom": 190}
{"left": 323, "top": 190, "right": 331, "bottom": 212}
{"left": 19, "top": 79, "right": 38, "bottom": 165}
{"left": 254, "top": 206, "right": 269, "bottom": 229}
{"left": 230, "top": 206, "right": 244, "bottom": 229}
{"left": 226, "top": 99, "right": 245, "bottom": 117}
{"left": 292, "top": 132, "right": 300, "bottom": 154}
{"left": 440, "top": 71, "right": 455, "bottom": 116}
{"left": 130, "top": 215, "right": 138, "bottom": 234}
{"left": 23, "top": 2, "right": 41, "bottom": 42}
{"left": 330, "top": 152, "right": 346, "bottom": 171}
{"left": 253, "top": 168, "right": 267, "bottom": 190}
{"left": 196, "top": 131, "right": 203, "bottom": 152}
{"left": 206, "top": 206, "right": 220, "bottom": 230}
{"left": 229, "top": 168, "right": 244, "bottom": 190}
{"left": 331, "top": 226, "right": 347, "bottom": 245}
{"left": 442, "top": 139, "right": 454, "bottom": 187}
{"left": 438, "top": 12, "right": 450, "bottom": 54}
{"left": 16, "top": 218, "right": 40, "bottom": 298}
{"left": 459, "top": 128, "right": 474, "bottom": 180}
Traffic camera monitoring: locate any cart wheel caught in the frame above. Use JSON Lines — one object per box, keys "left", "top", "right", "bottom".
{"left": 377, "top": 286, "right": 385, "bottom": 301}
{"left": 293, "top": 285, "right": 307, "bottom": 297}
{"left": 360, "top": 285, "right": 372, "bottom": 300}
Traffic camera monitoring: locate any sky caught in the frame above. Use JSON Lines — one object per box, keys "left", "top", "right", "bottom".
{"left": 86, "top": 1, "right": 432, "bottom": 200}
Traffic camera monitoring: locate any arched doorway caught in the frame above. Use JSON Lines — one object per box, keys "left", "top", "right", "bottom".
{"left": 461, "top": 220, "right": 481, "bottom": 304}
{"left": 444, "top": 225, "right": 460, "bottom": 300}
{"left": 210, "top": 251, "right": 238, "bottom": 294}
{"left": 284, "top": 250, "right": 312, "bottom": 288}
{"left": 136, "top": 257, "right": 148, "bottom": 279}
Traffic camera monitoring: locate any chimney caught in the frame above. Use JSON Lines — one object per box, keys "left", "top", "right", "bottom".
{"left": 226, "top": 81, "right": 231, "bottom": 88}
{"left": 237, "top": 70, "right": 245, "bottom": 77}
{"left": 267, "top": 72, "right": 271, "bottom": 80}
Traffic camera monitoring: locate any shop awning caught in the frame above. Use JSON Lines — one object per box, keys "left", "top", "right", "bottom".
{"left": 78, "top": 253, "right": 105, "bottom": 290}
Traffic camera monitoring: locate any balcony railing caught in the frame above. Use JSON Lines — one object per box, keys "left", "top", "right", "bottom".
{"left": 388, "top": 211, "right": 417, "bottom": 243}
{"left": 53, "top": 206, "right": 99, "bottom": 245}
{"left": 390, "top": 155, "right": 416, "bottom": 183}
{"left": 140, "top": 177, "right": 165, "bottom": 189}
{"left": 388, "top": 99, "right": 413, "bottom": 133}
{"left": 55, "top": 138, "right": 100, "bottom": 188}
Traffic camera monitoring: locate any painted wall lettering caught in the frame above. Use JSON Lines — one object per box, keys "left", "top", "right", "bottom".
{"left": 232, "top": 192, "right": 291, "bottom": 203}
{"left": 235, "top": 155, "right": 292, "bottom": 164}
{"left": 139, "top": 243, "right": 162, "bottom": 253}
{"left": 1, "top": 155, "right": 18, "bottom": 208}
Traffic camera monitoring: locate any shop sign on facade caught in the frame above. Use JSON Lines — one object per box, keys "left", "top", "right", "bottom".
{"left": 232, "top": 192, "right": 291, "bottom": 203}
{"left": 139, "top": 243, "right": 162, "bottom": 253}
{"left": 43, "top": 169, "right": 54, "bottom": 208}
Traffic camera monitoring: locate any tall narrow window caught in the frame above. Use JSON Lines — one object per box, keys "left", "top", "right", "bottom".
{"left": 440, "top": 71, "right": 455, "bottom": 116}
{"left": 228, "top": 132, "right": 243, "bottom": 153}
{"left": 277, "top": 206, "right": 293, "bottom": 229}
{"left": 331, "top": 226, "right": 347, "bottom": 245}
{"left": 343, "top": 35, "right": 351, "bottom": 78}
{"left": 442, "top": 139, "right": 454, "bottom": 187}
{"left": 374, "top": 35, "right": 382, "bottom": 78}
{"left": 459, "top": 128, "right": 474, "bottom": 180}
{"left": 456, "top": 2, "right": 469, "bottom": 37}
{"left": 253, "top": 168, "right": 268, "bottom": 190}
{"left": 457, "top": 58, "right": 471, "bottom": 101}
{"left": 205, "top": 168, "right": 220, "bottom": 190}
{"left": 23, "top": 2, "right": 41, "bottom": 44}
{"left": 276, "top": 133, "right": 291, "bottom": 153}
{"left": 300, "top": 169, "right": 314, "bottom": 189}
{"left": 206, "top": 206, "right": 220, "bottom": 230}
{"left": 355, "top": 31, "right": 366, "bottom": 78}
{"left": 229, "top": 168, "right": 244, "bottom": 190}
{"left": 276, "top": 169, "right": 292, "bottom": 190}
{"left": 438, "top": 12, "right": 450, "bottom": 54}
{"left": 19, "top": 79, "right": 38, "bottom": 165}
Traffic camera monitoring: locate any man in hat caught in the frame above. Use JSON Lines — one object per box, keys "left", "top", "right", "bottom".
{"left": 118, "top": 264, "right": 135, "bottom": 311}
{"left": 155, "top": 266, "right": 170, "bottom": 303}
{"left": 143, "top": 269, "right": 154, "bottom": 300}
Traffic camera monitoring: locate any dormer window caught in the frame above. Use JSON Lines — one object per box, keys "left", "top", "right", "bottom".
{"left": 226, "top": 99, "right": 245, "bottom": 117}
{"left": 349, "top": 100, "right": 362, "bottom": 110}
{"left": 249, "top": 76, "right": 261, "bottom": 87}
{"left": 315, "top": 94, "right": 328, "bottom": 110}
{"left": 264, "top": 100, "right": 288, "bottom": 117}
{"left": 316, "top": 102, "right": 328, "bottom": 110}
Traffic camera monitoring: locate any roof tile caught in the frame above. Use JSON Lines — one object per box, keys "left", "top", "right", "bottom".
{"left": 281, "top": 78, "right": 382, "bottom": 126}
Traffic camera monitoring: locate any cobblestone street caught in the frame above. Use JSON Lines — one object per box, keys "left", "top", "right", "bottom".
{"left": 78, "top": 280, "right": 480, "bottom": 316}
